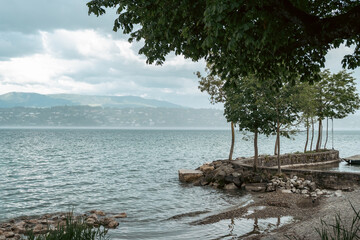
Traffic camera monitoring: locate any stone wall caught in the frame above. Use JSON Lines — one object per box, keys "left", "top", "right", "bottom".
{"left": 237, "top": 163, "right": 360, "bottom": 190}
{"left": 239, "top": 150, "right": 340, "bottom": 168}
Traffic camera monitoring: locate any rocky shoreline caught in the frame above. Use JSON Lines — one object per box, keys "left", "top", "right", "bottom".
{"left": 178, "top": 158, "right": 358, "bottom": 239}
{"left": 0, "top": 210, "right": 127, "bottom": 240}
{"left": 180, "top": 159, "right": 330, "bottom": 200}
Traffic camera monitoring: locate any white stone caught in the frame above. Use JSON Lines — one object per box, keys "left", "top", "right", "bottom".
{"left": 334, "top": 190, "right": 342, "bottom": 197}
{"left": 301, "top": 189, "right": 309, "bottom": 194}
{"left": 281, "top": 189, "right": 292, "bottom": 194}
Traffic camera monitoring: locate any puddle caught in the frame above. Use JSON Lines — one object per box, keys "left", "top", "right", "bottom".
{"left": 211, "top": 215, "right": 295, "bottom": 239}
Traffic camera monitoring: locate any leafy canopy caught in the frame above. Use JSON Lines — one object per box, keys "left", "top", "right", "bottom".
{"left": 88, "top": 0, "right": 360, "bottom": 83}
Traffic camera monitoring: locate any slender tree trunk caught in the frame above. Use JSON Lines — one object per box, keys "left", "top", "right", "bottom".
{"left": 316, "top": 118, "right": 322, "bottom": 152}
{"left": 228, "top": 122, "right": 235, "bottom": 160}
{"left": 310, "top": 118, "right": 314, "bottom": 151}
{"left": 324, "top": 117, "right": 329, "bottom": 149}
{"left": 253, "top": 129, "right": 258, "bottom": 171}
{"left": 274, "top": 134, "right": 278, "bottom": 155}
{"left": 332, "top": 118, "right": 334, "bottom": 149}
{"left": 304, "top": 117, "right": 309, "bottom": 152}
{"left": 277, "top": 119, "right": 281, "bottom": 174}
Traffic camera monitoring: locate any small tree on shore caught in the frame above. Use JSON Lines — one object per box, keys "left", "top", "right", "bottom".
{"left": 314, "top": 70, "right": 360, "bottom": 151}
{"left": 224, "top": 76, "right": 275, "bottom": 171}
{"left": 267, "top": 80, "right": 301, "bottom": 173}
{"left": 197, "top": 64, "right": 236, "bottom": 160}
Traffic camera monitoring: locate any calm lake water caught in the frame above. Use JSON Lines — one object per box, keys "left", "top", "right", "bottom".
{"left": 1, "top": 128, "right": 359, "bottom": 239}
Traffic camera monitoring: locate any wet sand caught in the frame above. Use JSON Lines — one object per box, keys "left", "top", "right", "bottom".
{"left": 190, "top": 187, "right": 360, "bottom": 239}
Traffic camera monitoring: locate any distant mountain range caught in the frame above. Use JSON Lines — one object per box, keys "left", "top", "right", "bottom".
{"left": 0, "top": 92, "right": 183, "bottom": 109}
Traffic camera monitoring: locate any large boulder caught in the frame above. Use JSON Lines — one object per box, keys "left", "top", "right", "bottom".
{"left": 178, "top": 169, "right": 203, "bottom": 183}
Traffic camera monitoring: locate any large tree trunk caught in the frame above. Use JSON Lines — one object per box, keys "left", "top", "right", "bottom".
{"left": 310, "top": 118, "right": 314, "bottom": 151}
{"left": 316, "top": 118, "right": 323, "bottom": 152}
{"left": 254, "top": 129, "right": 258, "bottom": 171}
{"left": 304, "top": 117, "right": 309, "bottom": 152}
{"left": 277, "top": 119, "right": 281, "bottom": 174}
{"left": 324, "top": 117, "right": 329, "bottom": 149}
{"left": 228, "top": 122, "right": 235, "bottom": 160}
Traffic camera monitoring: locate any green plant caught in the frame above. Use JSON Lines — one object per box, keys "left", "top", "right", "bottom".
{"left": 315, "top": 202, "right": 360, "bottom": 240}
{"left": 24, "top": 212, "right": 109, "bottom": 240}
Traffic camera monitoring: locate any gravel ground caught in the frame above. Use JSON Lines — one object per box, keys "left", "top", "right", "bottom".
{"left": 260, "top": 187, "right": 360, "bottom": 240}
{"left": 191, "top": 187, "right": 360, "bottom": 239}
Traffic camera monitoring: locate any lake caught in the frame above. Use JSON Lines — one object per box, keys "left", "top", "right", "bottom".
{"left": 1, "top": 128, "right": 359, "bottom": 239}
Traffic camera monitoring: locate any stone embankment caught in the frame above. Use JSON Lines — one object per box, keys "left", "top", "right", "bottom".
{"left": 179, "top": 159, "right": 329, "bottom": 199}
{"left": 0, "top": 210, "right": 127, "bottom": 240}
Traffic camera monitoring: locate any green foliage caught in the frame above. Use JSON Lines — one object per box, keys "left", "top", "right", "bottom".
{"left": 315, "top": 202, "right": 360, "bottom": 240}
{"left": 223, "top": 76, "right": 276, "bottom": 136}
{"left": 88, "top": 0, "right": 360, "bottom": 84}
{"left": 314, "top": 70, "right": 360, "bottom": 120}
{"left": 24, "top": 213, "right": 109, "bottom": 240}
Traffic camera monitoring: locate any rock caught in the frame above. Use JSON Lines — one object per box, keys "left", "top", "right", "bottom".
{"left": 107, "top": 220, "right": 119, "bottom": 229}
{"left": 310, "top": 192, "right": 317, "bottom": 198}
{"left": 334, "top": 190, "right": 342, "bottom": 197}
{"left": 245, "top": 183, "right": 266, "bottom": 192}
{"left": 200, "top": 178, "right": 209, "bottom": 186}
{"left": 113, "top": 213, "right": 127, "bottom": 218}
{"left": 33, "top": 224, "right": 46, "bottom": 234}
{"left": 91, "top": 210, "right": 106, "bottom": 216}
{"left": 100, "top": 218, "right": 119, "bottom": 229}
{"left": 301, "top": 189, "right": 309, "bottom": 194}
{"left": 293, "top": 176, "right": 298, "bottom": 181}
{"left": 0, "top": 236, "right": 5, "bottom": 240}
{"left": 28, "top": 219, "right": 38, "bottom": 224}
{"left": 178, "top": 170, "right": 203, "bottom": 183}
{"left": 309, "top": 182, "right": 317, "bottom": 191}
{"left": 304, "top": 180, "right": 311, "bottom": 186}
{"left": 224, "top": 175, "right": 234, "bottom": 183}
{"left": 86, "top": 218, "right": 96, "bottom": 226}
{"left": 281, "top": 189, "right": 292, "bottom": 194}
{"left": 199, "top": 164, "right": 214, "bottom": 173}
{"left": 232, "top": 172, "right": 241, "bottom": 178}
{"left": 88, "top": 214, "right": 98, "bottom": 221}
{"left": 232, "top": 177, "right": 241, "bottom": 187}
{"left": 224, "top": 183, "right": 237, "bottom": 190}
{"left": 266, "top": 183, "right": 275, "bottom": 192}
{"left": 4, "top": 231, "right": 15, "bottom": 238}
{"left": 316, "top": 190, "right": 323, "bottom": 196}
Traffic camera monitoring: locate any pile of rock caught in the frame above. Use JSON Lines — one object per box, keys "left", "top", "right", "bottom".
{"left": 181, "top": 160, "right": 271, "bottom": 190}
{"left": 0, "top": 210, "right": 127, "bottom": 239}
{"left": 265, "top": 176, "right": 328, "bottom": 199}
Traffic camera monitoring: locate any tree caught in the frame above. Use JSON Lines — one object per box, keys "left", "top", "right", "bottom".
{"left": 313, "top": 70, "right": 360, "bottom": 151}
{"left": 297, "top": 82, "right": 317, "bottom": 152}
{"left": 266, "top": 80, "right": 301, "bottom": 173}
{"left": 197, "top": 65, "right": 235, "bottom": 160}
{"left": 88, "top": 1, "right": 360, "bottom": 84}
{"left": 223, "top": 76, "right": 276, "bottom": 171}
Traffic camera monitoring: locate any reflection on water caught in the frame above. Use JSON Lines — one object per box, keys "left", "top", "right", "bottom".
{"left": 212, "top": 215, "right": 294, "bottom": 239}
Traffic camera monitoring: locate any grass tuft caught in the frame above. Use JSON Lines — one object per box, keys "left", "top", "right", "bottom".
{"left": 23, "top": 212, "right": 109, "bottom": 240}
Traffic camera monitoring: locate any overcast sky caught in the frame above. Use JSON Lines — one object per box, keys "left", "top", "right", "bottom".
{"left": 0, "top": 1, "right": 359, "bottom": 109}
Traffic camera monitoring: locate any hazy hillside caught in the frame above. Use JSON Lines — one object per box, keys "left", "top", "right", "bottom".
{"left": 0, "top": 106, "right": 228, "bottom": 128}
{"left": 0, "top": 92, "right": 183, "bottom": 109}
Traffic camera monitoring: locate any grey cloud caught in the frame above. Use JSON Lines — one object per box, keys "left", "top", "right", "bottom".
{"left": 0, "top": 32, "right": 43, "bottom": 59}
{"left": 0, "top": 0, "right": 120, "bottom": 36}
